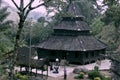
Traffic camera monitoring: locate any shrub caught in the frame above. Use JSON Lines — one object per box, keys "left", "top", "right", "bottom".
{"left": 94, "top": 66, "right": 99, "bottom": 71}
{"left": 88, "top": 70, "right": 102, "bottom": 79}
{"left": 20, "top": 75, "right": 28, "bottom": 80}
{"left": 74, "top": 76, "right": 80, "bottom": 79}
{"left": 15, "top": 73, "right": 28, "bottom": 80}
{"left": 94, "top": 77, "right": 101, "bottom": 80}
{"left": 79, "top": 72, "right": 84, "bottom": 79}
{"left": 74, "top": 72, "right": 84, "bottom": 79}
{"left": 105, "top": 76, "right": 111, "bottom": 80}
{"left": 15, "top": 73, "right": 21, "bottom": 79}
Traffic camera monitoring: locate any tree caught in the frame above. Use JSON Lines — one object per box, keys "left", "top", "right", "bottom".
{"left": 0, "top": 7, "right": 13, "bottom": 79}
{"left": 76, "top": 0, "right": 100, "bottom": 24}
{"left": 0, "top": 7, "right": 13, "bottom": 32}
{"left": 101, "top": 2, "right": 120, "bottom": 49}
{"left": 90, "top": 17, "right": 104, "bottom": 36}
{"left": 0, "top": 7, "right": 13, "bottom": 54}
{"left": 8, "top": 0, "right": 68, "bottom": 79}
{"left": 8, "top": 0, "right": 53, "bottom": 79}
{"left": 103, "top": 0, "right": 119, "bottom": 7}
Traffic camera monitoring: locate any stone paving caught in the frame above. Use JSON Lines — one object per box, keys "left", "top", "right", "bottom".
{"left": 15, "top": 59, "right": 111, "bottom": 78}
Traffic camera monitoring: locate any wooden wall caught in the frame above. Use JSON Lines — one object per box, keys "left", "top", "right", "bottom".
{"left": 37, "top": 49, "right": 105, "bottom": 64}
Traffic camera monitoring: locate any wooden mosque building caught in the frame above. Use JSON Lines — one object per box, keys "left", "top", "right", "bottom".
{"left": 35, "top": 1, "right": 107, "bottom": 64}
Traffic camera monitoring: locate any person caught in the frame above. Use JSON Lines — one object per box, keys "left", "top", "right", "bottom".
{"left": 50, "top": 62, "right": 53, "bottom": 71}
{"left": 53, "top": 66, "right": 59, "bottom": 73}
{"left": 64, "top": 67, "right": 67, "bottom": 80}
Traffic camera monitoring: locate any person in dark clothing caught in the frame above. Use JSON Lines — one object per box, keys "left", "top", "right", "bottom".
{"left": 50, "top": 62, "right": 53, "bottom": 71}
{"left": 64, "top": 67, "right": 67, "bottom": 80}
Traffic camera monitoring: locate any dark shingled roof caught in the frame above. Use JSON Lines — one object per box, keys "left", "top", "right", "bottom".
{"left": 53, "top": 21, "right": 91, "bottom": 31}
{"left": 53, "top": 1, "right": 90, "bottom": 31}
{"left": 67, "top": 1, "right": 84, "bottom": 18}
{"left": 16, "top": 47, "right": 48, "bottom": 69}
{"left": 34, "top": 0, "right": 107, "bottom": 51}
{"left": 35, "top": 35, "right": 107, "bottom": 51}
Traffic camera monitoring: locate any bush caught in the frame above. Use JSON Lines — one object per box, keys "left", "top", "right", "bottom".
{"left": 79, "top": 72, "right": 84, "bottom": 79}
{"left": 105, "top": 76, "right": 111, "bottom": 80}
{"left": 94, "top": 77, "right": 101, "bottom": 80}
{"left": 88, "top": 70, "right": 102, "bottom": 79}
{"left": 20, "top": 75, "right": 28, "bottom": 80}
{"left": 94, "top": 66, "right": 99, "bottom": 71}
{"left": 15, "top": 73, "right": 28, "bottom": 80}
{"left": 15, "top": 73, "right": 21, "bottom": 79}
{"left": 74, "top": 72, "right": 84, "bottom": 79}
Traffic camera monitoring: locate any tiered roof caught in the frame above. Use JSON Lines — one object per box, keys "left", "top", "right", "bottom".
{"left": 35, "top": 1, "right": 107, "bottom": 51}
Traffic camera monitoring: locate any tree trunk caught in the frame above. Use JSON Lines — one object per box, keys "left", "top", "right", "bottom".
{"left": 10, "top": 13, "right": 25, "bottom": 79}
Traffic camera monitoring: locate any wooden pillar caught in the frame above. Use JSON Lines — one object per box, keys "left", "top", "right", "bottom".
{"left": 88, "top": 53, "right": 91, "bottom": 63}
{"left": 42, "top": 70, "right": 43, "bottom": 78}
{"left": 36, "top": 68, "right": 37, "bottom": 76}
{"left": 46, "top": 65, "right": 48, "bottom": 80}
{"left": 82, "top": 53, "right": 85, "bottom": 65}
{"left": 20, "top": 66, "right": 22, "bottom": 72}
{"left": 47, "top": 65, "right": 48, "bottom": 76}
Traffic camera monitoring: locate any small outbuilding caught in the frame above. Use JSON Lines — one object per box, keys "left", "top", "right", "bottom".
{"left": 16, "top": 47, "right": 49, "bottom": 76}
{"left": 35, "top": 1, "right": 107, "bottom": 64}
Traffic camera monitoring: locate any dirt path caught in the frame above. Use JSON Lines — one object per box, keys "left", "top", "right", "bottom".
{"left": 47, "top": 73, "right": 77, "bottom": 80}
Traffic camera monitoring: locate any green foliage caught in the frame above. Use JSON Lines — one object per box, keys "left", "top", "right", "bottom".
{"left": 45, "top": 0, "right": 68, "bottom": 16}
{"left": 88, "top": 70, "right": 102, "bottom": 79}
{"left": 15, "top": 73, "right": 28, "bottom": 80}
{"left": 103, "top": 0, "right": 119, "bottom": 7}
{"left": 94, "top": 77, "right": 101, "bottom": 80}
{"left": 0, "top": 33, "right": 13, "bottom": 56}
{"left": 101, "top": 2, "right": 120, "bottom": 51}
{"left": 15, "top": 73, "right": 21, "bottom": 78}
{"left": 91, "top": 17, "right": 104, "bottom": 35}
{"left": 22, "top": 22, "right": 53, "bottom": 45}
{"left": 0, "top": 65, "right": 5, "bottom": 76}
{"left": 79, "top": 72, "right": 84, "bottom": 79}
{"left": 102, "top": 5, "right": 120, "bottom": 28}
{"left": 31, "top": 23, "right": 53, "bottom": 44}
{"left": 98, "top": 24, "right": 119, "bottom": 50}
{"left": 0, "top": 7, "right": 13, "bottom": 56}
{"left": 0, "top": 6, "right": 13, "bottom": 78}
{"left": 76, "top": 0, "right": 100, "bottom": 24}
{"left": 0, "top": 7, "right": 13, "bottom": 31}
{"left": 94, "top": 66, "right": 99, "bottom": 71}
{"left": 91, "top": 15, "right": 120, "bottom": 50}
{"left": 105, "top": 76, "right": 111, "bottom": 80}
{"left": 88, "top": 66, "right": 102, "bottom": 79}
{"left": 74, "top": 72, "right": 84, "bottom": 79}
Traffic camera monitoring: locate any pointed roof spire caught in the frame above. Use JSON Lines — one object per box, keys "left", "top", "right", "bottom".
{"left": 67, "top": 0, "right": 84, "bottom": 18}
{"left": 61, "top": 0, "right": 85, "bottom": 21}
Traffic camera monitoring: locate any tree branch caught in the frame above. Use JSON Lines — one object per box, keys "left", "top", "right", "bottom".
{"left": 24, "top": 9, "right": 31, "bottom": 20}
{"left": 24, "top": 0, "right": 34, "bottom": 11}
{"left": 11, "top": 0, "right": 20, "bottom": 10}
{"left": 30, "top": 0, "right": 52, "bottom": 10}
{"left": 24, "top": 0, "right": 52, "bottom": 19}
